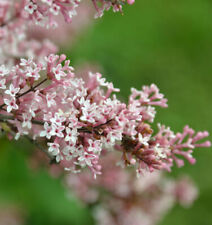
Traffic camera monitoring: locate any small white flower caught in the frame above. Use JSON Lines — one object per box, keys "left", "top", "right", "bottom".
{"left": 47, "top": 142, "right": 60, "bottom": 156}
{"left": 87, "top": 139, "right": 102, "bottom": 154}
{"left": 5, "top": 84, "right": 20, "bottom": 97}
{"left": 65, "top": 127, "right": 78, "bottom": 144}
{"left": 50, "top": 112, "right": 66, "bottom": 125}
{"left": 25, "top": 2, "right": 37, "bottom": 14}
{"left": 50, "top": 123, "right": 65, "bottom": 138}
{"left": 52, "top": 64, "right": 66, "bottom": 80}
{"left": 4, "top": 98, "right": 18, "bottom": 113}
{"left": 26, "top": 67, "right": 40, "bottom": 80}
{"left": 50, "top": 4, "right": 60, "bottom": 15}
{"left": 20, "top": 57, "right": 33, "bottom": 66}
{"left": 77, "top": 151, "right": 95, "bottom": 167}
{"left": 80, "top": 110, "right": 95, "bottom": 123}
{"left": 154, "top": 144, "right": 167, "bottom": 159}
{"left": 40, "top": 122, "right": 52, "bottom": 139}
{"left": 138, "top": 134, "right": 150, "bottom": 147}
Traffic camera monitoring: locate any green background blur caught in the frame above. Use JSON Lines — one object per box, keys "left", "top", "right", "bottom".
{"left": 0, "top": 0, "right": 212, "bottom": 224}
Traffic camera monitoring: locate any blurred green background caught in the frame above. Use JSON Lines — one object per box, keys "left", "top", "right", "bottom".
{"left": 0, "top": 0, "right": 212, "bottom": 224}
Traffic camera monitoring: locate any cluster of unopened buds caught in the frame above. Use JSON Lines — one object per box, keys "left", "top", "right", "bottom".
{"left": 0, "top": 53, "right": 210, "bottom": 178}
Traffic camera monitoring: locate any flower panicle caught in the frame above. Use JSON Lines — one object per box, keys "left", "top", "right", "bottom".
{"left": 0, "top": 54, "right": 210, "bottom": 178}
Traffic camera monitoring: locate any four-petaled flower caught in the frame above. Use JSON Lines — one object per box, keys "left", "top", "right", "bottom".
{"left": 4, "top": 98, "right": 18, "bottom": 112}
{"left": 47, "top": 142, "right": 60, "bottom": 156}
{"left": 26, "top": 67, "right": 41, "bottom": 80}
{"left": 5, "top": 84, "right": 20, "bottom": 97}
{"left": 52, "top": 64, "right": 66, "bottom": 80}
{"left": 25, "top": 2, "right": 37, "bottom": 14}
{"left": 50, "top": 123, "right": 65, "bottom": 138}
{"left": 65, "top": 127, "right": 78, "bottom": 144}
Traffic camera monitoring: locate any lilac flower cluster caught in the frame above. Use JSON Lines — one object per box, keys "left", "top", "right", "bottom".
{"left": 0, "top": 0, "right": 135, "bottom": 30}
{"left": 0, "top": 1, "right": 210, "bottom": 225}
{"left": 66, "top": 152, "right": 198, "bottom": 225}
{"left": 0, "top": 1, "right": 210, "bottom": 223}
{"left": 0, "top": 0, "right": 133, "bottom": 66}
{"left": 0, "top": 24, "right": 57, "bottom": 66}
{"left": 0, "top": 54, "right": 210, "bottom": 178}
{"left": 24, "top": 0, "right": 80, "bottom": 27}
{"left": 0, "top": 0, "right": 80, "bottom": 29}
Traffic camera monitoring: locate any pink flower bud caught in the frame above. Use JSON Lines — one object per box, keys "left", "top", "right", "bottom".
{"left": 127, "top": 0, "right": 135, "bottom": 5}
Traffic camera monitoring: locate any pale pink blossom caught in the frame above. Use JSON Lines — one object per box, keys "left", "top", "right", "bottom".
{"left": 46, "top": 92, "right": 56, "bottom": 107}
{"left": 5, "top": 84, "right": 20, "bottom": 97}
{"left": 47, "top": 142, "right": 60, "bottom": 156}
{"left": 50, "top": 123, "right": 65, "bottom": 138}
{"left": 40, "top": 122, "right": 52, "bottom": 139}
{"left": 64, "top": 127, "right": 78, "bottom": 145}
{"left": 4, "top": 98, "right": 18, "bottom": 112}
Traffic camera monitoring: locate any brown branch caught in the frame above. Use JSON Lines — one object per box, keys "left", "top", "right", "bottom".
{"left": 24, "top": 135, "right": 56, "bottom": 162}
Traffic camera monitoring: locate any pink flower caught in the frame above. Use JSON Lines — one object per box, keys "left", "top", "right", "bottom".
{"left": 52, "top": 64, "right": 67, "bottom": 80}
{"left": 5, "top": 84, "right": 20, "bottom": 97}
{"left": 138, "top": 133, "right": 150, "bottom": 146}
{"left": 20, "top": 58, "right": 33, "bottom": 67}
{"left": 46, "top": 92, "right": 56, "bottom": 108}
{"left": 25, "top": 2, "right": 37, "bottom": 14}
{"left": 47, "top": 142, "right": 60, "bottom": 156}
{"left": 127, "top": 0, "right": 135, "bottom": 5}
{"left": 4, "top": 98, "right": 18, "bottom": 113}
{"left": 26, "top": 67, "right": 41, "bottom": 80}
{"left": 50, "top": 113, "right": 66, "bottom": 125}
{"left": 50, "top": 123, "right": 65, "bottom": 138}
{"left": 64, "top": 127, "right": 78, "bottom": 145}
{"left": 50, "top": 4, "right": 60, "bottom": 16}
{"left": 40, "top": 122, "right": 52, "bottom": 139}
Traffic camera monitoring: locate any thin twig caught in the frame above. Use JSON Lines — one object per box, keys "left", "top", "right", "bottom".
{"left": 0, "top": 78, "right": 48, "bottom": 110}
{"left": 24, "top": 135, "right": 55, "bottom": 162}
{"left": 0, "top": 114, "right": 45, "bottom": 125}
